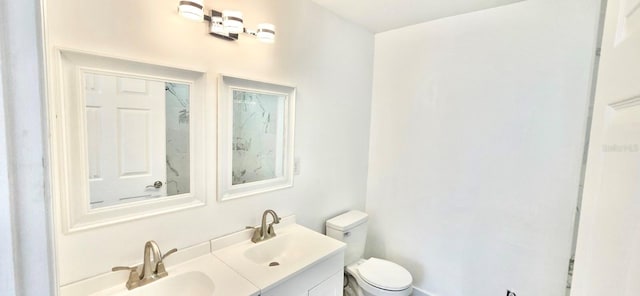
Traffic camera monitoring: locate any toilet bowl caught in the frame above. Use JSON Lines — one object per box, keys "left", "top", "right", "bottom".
{"left": 346, "top": 258, "right": 413, "bottom": 296}
{"left": 326, "top": 210, "right": 413, "bottom": 296}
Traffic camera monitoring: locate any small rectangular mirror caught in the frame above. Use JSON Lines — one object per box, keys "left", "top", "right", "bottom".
{"left": 218, "top": 75, "right": 296, "bottom": 200}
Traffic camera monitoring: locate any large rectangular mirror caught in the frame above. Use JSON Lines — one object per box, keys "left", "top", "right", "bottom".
{"left": 51, "top": 49, "right": 206, "bottom": 232}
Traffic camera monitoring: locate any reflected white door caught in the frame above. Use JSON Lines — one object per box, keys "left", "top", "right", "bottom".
{"left": 572, "top": 0, "right": 640, "bottom": 295}
{"left": 84, "top": 73, "right": 166, "bottom": 208}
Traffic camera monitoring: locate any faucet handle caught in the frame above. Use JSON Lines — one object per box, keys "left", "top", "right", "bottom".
{"left": 112, "top": 266, "right": 141, "bottom": 290}
{"left": 112, "top": 266, "right": 137, "bottom": 272}
{"left": 162, "top": 248, "right": 178, "bottom": 260}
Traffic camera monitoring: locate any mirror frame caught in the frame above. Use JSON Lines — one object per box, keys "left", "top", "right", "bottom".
{"left": 49, "top": 48, "right": 207, "bottom": 233}
{"left": 217, "top": 75, "right": 296, "bottom": 201}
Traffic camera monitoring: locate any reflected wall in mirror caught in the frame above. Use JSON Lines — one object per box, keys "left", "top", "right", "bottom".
{"left": 51, "top": 49, "right": 206, "bottom": 233}
{"left": 84, "top": 72, "right": 190, "bottom": 208}
{"left": 218, "top": 75, "right": 296, "bottom": 201}
{"left": 232, "top": 89, "right": 286, "bottom": 185}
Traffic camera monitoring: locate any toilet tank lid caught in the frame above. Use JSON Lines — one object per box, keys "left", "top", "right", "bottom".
{"left": 326, "top": 210, "right": 368, "bottom": 231}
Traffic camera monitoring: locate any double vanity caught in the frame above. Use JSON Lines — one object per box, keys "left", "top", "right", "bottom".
{"left": 60, "top": 213, "right": 345, "bottom": 296}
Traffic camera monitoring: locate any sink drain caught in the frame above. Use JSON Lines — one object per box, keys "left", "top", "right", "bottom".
{"left": 269, "top": 262, "right": 280, "bottom": 267}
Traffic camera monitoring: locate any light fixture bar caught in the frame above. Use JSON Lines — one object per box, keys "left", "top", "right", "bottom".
{"left": 178, "top": 1, "right": 275, "bottom": 43}
{"left": 207, "top": 10, "right": 239, "bottom": 41}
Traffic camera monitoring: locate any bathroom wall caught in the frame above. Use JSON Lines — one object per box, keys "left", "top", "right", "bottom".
{"left": 1, "top": 0, "right": 55, "bottom": 295}
{"left": 366, "top": 0, "right": 601, "bottom": 295}
{"left": 45, "top": 0, "right": 374, "bottom": 285}
{"left": 0, "top": 42, "right": 16, "bottom": 296}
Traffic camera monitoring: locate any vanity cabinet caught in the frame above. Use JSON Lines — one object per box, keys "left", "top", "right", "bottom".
{"left": 210, "top": 221, "right": 346, "bottom": 296}
{"left": 308, "top": 271, "right": 343, "bottom": 296}
{"left": 261, "top": 251, "right": 344, "bottom": 296}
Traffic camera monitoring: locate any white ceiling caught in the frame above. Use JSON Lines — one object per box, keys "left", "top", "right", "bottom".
{"left": 311, "top": 0, "right": 525, "bottom": 33}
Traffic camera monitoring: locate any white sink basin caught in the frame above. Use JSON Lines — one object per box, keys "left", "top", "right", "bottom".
{"left": 124, "top": 271, "right": 214, "bottom": 296}
{"left": 243, "top": 232, "right": 308, "bottom": 266}
{"left": 60, "top": 246, "right": 260, "bottom": 296}
{"left": 213, "top": 223, "right": 345, "bottom": 291}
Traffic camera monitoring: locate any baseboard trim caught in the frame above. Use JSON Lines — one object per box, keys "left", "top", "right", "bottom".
{"left": 412, "top": 286, "right": 434, "bottom": 296}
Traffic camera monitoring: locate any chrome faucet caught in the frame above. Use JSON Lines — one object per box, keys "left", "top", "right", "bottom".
{"left": 112, "top": 240, "right": 177, "bottom": 290}
{"left": 250, "top": 209, "right": 281, "bottom": 243}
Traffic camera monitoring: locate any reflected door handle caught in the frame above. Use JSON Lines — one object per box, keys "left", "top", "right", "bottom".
{"left": 146, "top": 181, "right": 163, "bottom": 189}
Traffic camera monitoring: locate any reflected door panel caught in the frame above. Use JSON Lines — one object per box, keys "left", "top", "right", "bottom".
{"left": 84, "top": 73, "right": 166, "bottom": 208}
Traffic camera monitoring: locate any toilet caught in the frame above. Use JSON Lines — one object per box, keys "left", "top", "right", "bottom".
{"left": 326, "top": 210, "right": 413, "bottom": 296}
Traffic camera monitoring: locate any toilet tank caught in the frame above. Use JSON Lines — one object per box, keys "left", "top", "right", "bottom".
{"left": 326, "top": 210, "right": 368, "bottom": 266}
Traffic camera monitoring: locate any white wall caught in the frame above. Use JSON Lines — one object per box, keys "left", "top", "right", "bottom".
{"left": 44, "top": 0, "right": 374, "bottom": 286}
{"left": 0, "top": 35, "right": 17, "bottom": 296}
{"left": 366, "top": 0, "right": 600, "bottom": 295}
{"left": 1, "top": 0, "right": 55, "bottom": 295}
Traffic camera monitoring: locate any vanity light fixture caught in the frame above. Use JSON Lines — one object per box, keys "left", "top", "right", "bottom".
{"left": 254, "top": 23, "right": 276, "bottom": 43}
{"left": 177, "top": 1, "right": 276, "bottom": 43}
{"left": 178, "top": 0, "right": 205, "bottom": 21}
{"left": 222, "top": 10, "right": 244, "bottom": 34}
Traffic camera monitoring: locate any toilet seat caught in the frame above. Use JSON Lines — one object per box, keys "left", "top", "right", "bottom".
{"left": 346, "top": 258, "right": 413, "bottom": 296}
{"left": 357, "top": 258, "right": 412, "bottom": 291}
